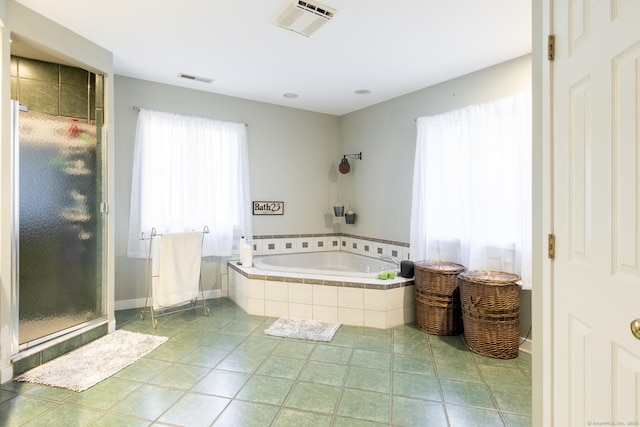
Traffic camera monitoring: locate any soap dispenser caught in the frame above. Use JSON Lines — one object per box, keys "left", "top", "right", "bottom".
{"left": 242, "top": 236, "right": 253, "bottom": 267}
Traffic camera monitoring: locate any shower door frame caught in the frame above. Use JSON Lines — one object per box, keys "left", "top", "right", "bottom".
{"left": 10, "top": 100, "right": 19, "bottom": 354}
{"left": 10, "top": 100, "right": 109, "bottom": 355}
{"left": 0, "top": 3, "right": 116, "bottom": 384}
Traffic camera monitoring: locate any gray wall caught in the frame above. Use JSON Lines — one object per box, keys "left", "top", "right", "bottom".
{"left": 114, "top": 55, "right": 533, "bottom": 340}
{"left": 340, "top": 54, "right": 532, "bottom": 243}
{"left": 339, "top": 54, "right": 532, "bottom": 338}
{"left": 114, "top": 76, "right": 341, "bottom": 304}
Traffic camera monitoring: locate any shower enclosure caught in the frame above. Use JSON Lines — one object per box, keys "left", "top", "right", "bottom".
{"left": 11, "top": 76, "right": 106, "bottom": 349}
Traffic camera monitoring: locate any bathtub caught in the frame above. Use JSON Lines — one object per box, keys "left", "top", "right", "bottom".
{"left": 252, "top": 251, "right": 400, "bottom": 279}
{"left": 227, "top": 250, "right": 415, "bottom": 329}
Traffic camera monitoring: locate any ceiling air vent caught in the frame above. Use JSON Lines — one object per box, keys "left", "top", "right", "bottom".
{"left": 276, "top": 0, "right": 336, "bottom": 37}
{"left": 178, "top": 73, "right": 214, "bottom": 84}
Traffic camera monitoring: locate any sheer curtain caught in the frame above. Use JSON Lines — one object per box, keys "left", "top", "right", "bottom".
{"left": 127, "top": 108, "right": 252, "bottom": 258}
{"left": 410, "top": 92, "right": 532, "bottom": 289}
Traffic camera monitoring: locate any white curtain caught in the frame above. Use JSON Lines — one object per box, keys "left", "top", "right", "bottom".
{"left": 410, "top": 92, "right": 532, "bottom": 289}
{"left": 127, "top": 108, "right": 252, "bottom": 258}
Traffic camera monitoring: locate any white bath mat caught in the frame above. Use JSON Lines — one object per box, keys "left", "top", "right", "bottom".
{"left": 16, "top": 330, "right": 168, "bottom": 392}
{"left": 264, "top": 318, "right": 340, "bottom": 342}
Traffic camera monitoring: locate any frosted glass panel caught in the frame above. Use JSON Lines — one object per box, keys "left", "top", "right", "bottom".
{"left": 18, "top": 110, "right": 104, "bottom": 344}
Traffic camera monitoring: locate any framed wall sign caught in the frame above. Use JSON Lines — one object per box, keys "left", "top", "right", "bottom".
{"left": 253, "top": 201, "right": 284, "bottom": 215}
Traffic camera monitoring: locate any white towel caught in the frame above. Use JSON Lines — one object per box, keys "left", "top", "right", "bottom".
{"left": 151, "top": 231, "right": 202, "bottom": 309}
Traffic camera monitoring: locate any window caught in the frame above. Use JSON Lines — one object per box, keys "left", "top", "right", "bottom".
{"left": 127, "top": 109, "right": 252, "bottom": 258}
{"left": 410, "top": 92, "right": 532, "bottom": 288}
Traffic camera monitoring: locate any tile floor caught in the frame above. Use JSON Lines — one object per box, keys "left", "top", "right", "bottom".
{"left": 0, "top": 298, "right": 532, "bottom": 426}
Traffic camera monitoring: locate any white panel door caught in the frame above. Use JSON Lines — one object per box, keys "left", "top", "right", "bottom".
{"left": 552, "top": 0, "right": 640, "bottom": 425}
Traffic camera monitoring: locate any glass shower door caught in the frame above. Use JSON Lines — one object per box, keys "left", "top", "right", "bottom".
{"left": 15, "top": 104, "right": 105, "bottom": 347}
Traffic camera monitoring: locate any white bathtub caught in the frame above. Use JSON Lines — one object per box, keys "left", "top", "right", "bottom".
{"left": 227, "top": 251, "right": 415, "bottom": 328}
{"left": 252, "top": 251, "right": 400, "bottom": 279}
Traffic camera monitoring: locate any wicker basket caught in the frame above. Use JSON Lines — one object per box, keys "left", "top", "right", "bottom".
{"left": 414, "top": 261, "right": 465, "bottom": 296}
{"left": 414, "top": 261, "right": 465, "bottom": 335}
{"left": 415, "top": 288, "right": 463, "bottom": 335}
{"left": 458, "top": 270, "right": 520, "bottom": 359}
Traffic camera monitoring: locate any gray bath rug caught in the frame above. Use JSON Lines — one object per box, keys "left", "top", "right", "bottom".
{"left": 264, "top": 318, "right": 341, "bottom": 342}
{"left": 16, "top": 330, "right": 167, "bottom": 392}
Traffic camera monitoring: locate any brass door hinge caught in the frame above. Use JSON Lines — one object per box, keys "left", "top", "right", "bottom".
{"left": 548, "top": 35, "right": 555, "bottom": 60}
{"left": 548, "top": 234, "right": 556, "bottom": 259}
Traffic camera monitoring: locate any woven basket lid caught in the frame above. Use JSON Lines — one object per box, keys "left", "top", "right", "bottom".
{"left": 414, "top": 260, "right": 465, "bottom": 274}
{"left": 458, "top": 270, "right": 520, "bottom": 285}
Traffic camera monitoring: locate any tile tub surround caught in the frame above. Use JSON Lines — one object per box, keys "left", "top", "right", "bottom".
{"left": 227, "top": 262, "right": 415, "bottom": 329}
{"left": 249, "top": 233, "right": 411, "bottom": 260}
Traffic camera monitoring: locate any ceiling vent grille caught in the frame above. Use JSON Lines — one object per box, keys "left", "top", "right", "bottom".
{"left": 276, "top": 0, "right": 336, "bottom": 37}
{"left": 178, "top": 73, "right": 214, "bottom": 84}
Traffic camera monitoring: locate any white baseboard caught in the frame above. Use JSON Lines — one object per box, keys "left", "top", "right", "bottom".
{"left": 114, "top": 290, "right": 222, "bottom": 311}
{"left": 1, "top": 365, "right": 13, "bottom": 385}
{"left": 519, "top": 337, "right": 532, "bottom": 354}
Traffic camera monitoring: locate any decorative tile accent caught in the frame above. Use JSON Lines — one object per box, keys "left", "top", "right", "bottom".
{"left": 312, "top": 237, "right": 327, "bottom": 252}
{"left": 252, "top": 239, "right": 264, "bottom": 256}
{"left": 280, "top": 239, "right": 296, "bottom": 254}
{"left": 261, "top": 239, "right": 281, "bottom": 255}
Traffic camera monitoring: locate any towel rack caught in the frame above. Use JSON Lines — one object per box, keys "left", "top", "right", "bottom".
{"left": 139, "top": 226, "right": 210, "bottom": 328}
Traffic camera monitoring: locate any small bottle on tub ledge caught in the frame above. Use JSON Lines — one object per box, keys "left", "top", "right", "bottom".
{"left": 240, "top": 236, "right": 253, "bottom": 267}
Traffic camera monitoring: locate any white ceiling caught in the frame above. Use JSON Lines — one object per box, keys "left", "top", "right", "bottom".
{"left": 14, "top": 0, "right": 532, "bottom": 116}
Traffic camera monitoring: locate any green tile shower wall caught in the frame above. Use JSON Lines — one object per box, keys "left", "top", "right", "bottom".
{"left": 12, "top": 324, "right": 108, "bottom": 376}
{"left": 9, "top": 56, "right": 106, "bottom": 376}
{"left": 10, "top": 56, "right": 94, "bottom": 120}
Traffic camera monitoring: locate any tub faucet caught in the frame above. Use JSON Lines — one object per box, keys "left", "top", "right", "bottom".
{"left": 360, "top": 263, "right": 371, "bottom": 274}
{"left": 377, "top": 255, "right": 400, "bottom": 268}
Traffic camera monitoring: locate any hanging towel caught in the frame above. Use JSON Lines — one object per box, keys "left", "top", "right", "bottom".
{"left": 151, "top": 231, "right": 202, "bottom": 309}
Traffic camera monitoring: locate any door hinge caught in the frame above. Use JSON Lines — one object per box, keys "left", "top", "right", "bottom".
{"left": 548, "top": 35, "right": 555, "bottom": 61}
{"left": 548, "top": 234, "right": 556, "bottom": 259}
